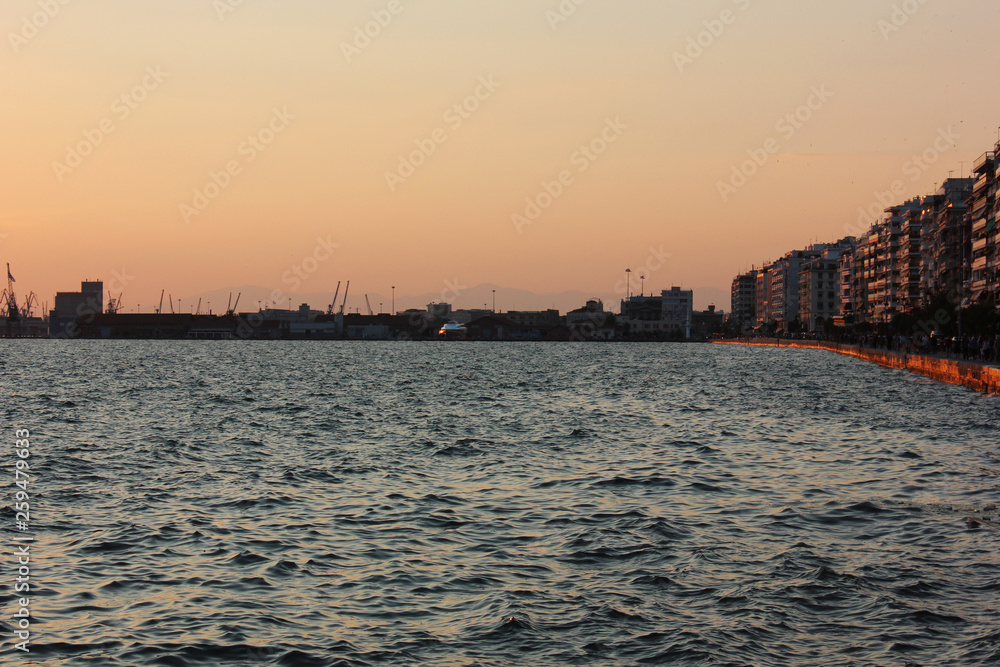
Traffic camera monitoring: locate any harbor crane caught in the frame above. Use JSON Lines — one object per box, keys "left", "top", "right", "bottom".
{"left": 22, "top": 292, "right": 37, "bottom": 318}
{"left": 226, "top": 292, "right": 241, "bottom": 316}
{"left": 106, "top": 291, "right": 123, "bottom": 314}
{"left": 157, "top": 290, "right": 165, "bottom": 314}
{"left": 4, "top": 263, "right": 20, "bottom": 329}
{"left": 195, "top": 298, "right": 202, "bottom": 315}
{"left": 364, "top": 294, "right": 374, "bottom": 316}
{"left": 327, "top": 281, "right": 341, "bottom": 315}
{"left": 339, "top": 281, "right": 350, "bottom": 315}
{"left": 169, "top": 294, "right": 175, "bottom": 314}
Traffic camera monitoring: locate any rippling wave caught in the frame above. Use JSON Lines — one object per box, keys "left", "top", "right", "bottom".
{"left": 1, "top": 341, "right": 998, "bottom": 665}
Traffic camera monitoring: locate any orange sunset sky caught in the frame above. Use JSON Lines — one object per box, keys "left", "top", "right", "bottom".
{"left": 3, "top": 0, "right": 1000, "bottom": 313}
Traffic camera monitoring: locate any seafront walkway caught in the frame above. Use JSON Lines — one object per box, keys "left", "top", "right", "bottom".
{"left": 716, "top": 338, "right": 1000, "bottom": 395}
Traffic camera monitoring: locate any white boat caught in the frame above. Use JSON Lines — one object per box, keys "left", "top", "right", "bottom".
{"left": 438, "top": 321, "right": 467, "bottom": 339}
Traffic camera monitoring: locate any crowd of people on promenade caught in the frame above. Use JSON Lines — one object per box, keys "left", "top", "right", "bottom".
{"left": 820, "top": 333, "right": 999, "bottom": 364}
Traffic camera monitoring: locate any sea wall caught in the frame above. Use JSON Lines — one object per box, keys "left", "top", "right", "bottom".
{"left": 716, "top": 339, "right": 1000, "bottom": 395}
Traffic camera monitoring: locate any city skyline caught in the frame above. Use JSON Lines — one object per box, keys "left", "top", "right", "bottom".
{"left": 4, "top": 1, "right": 1000, "bottom": 313}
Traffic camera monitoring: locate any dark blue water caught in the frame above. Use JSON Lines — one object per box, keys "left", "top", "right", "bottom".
{"left": 1, "top": 341, "right": 998, "bottom": 666}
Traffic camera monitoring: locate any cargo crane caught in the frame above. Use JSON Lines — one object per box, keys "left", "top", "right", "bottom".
{"left": 168, "top": 294, "right": 175, "bottom": 314}
{"left": 3, "top": 263, "right": 20, "bottom": 336}
{"left": 364, "top": 294, "right": 374, "bottom": 316}
{"left": 225, "top": 292, "right": 241, "bottom": 316}
{"left": 21, "top": 292, "right": 37, "bottom": 318}
{"left": 339, "top": 281, "right": 350, "bottom": 315}
{"left": 195, "top": 298, "right": 202, "bottom": 315}
{"left": 156, "top": 290, "right": 165, "bottom": 314}
{"left": 106, "top": 292, "right": 123, "bottom": 314}
{"left": 327, "top": 281, "right": 341, "bottom": 315}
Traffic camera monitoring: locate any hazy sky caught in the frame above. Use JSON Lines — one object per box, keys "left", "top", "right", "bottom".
{"left": 3, "top": 0, "right": 1000, "bottom": 312}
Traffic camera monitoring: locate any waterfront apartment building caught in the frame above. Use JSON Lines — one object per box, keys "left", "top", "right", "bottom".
{"left": 921, "top": 178, "right": 974, "bottom": 301}
{"left": 854, "top": 230, "right": 879, "bottom": 324}
{"left": 620, "top": 287, "right": 693, "bottom": 338}
{"left": 837, "top": 245, "right": 856, "bottom": 326}
{"left": 730, "top": 269, "right": 758, "bottom": 330}
{"left": 970, "top": 148, "right": 997, "bottom": 304}
{"left": 755, "top": 266, "right": 771, "bottom": 326}
{"left": 798, "top": 240, "right": 853, "bottom": 331}
{"left": 898, "top": 199, "right": 925, "bottom": 311}
{"left": 661, "top": 287, "right": 694, "bottom": 338}
{"left": 870, "top": 206, "right": 907, "bottom": 323}
{"left": 735, "top": 137, "right": 1000, "bottom": 332}
{"left": 768, "top": 248, "right": 824, "bottom": 329}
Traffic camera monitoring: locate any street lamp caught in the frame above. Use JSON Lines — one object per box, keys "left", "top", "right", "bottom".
{"left": 391, "top": 286, "right": 395, "bottom": 315}
{"left": 640, "top": 275, "right": 645, "bottom": 297}
{"left": 492, "top": 289, "right": 496, "bottom": 313}
{"left": 626, "top": 268, "right": 632, "bottom": 298}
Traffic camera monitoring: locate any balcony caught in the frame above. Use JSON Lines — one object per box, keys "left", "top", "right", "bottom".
{"left": 973, "top": 237, "right": 988, "bottom": 253}
{"left": 972, "top": 256, "right": 988, "bottom": 271}
{"left": 974, "top": 151, "right": 996, "bottom": 174}
{"left": 971, "top": 198, "right": 989, "bottom": 219}
{"left": 973, "top": 218, "right": 988, "bottom": 234}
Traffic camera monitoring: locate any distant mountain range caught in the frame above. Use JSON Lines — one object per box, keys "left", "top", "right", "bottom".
{"left": 177, "top": 284, "right": 728, "bottom": 316}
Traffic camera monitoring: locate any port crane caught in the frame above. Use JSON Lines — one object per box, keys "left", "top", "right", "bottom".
{"left": 168, "top": 294, "right": 175, "bottom": 314}
{"left": 225, "top": 292, "right": 241, "bottom": 316}
{"left": 156, "top": 290, "right": 165, "bottom": 314}
{"left": 106, "top": 291, "right": 123, "bottom": 314}
{"left": 3, "top": 263, "right": 20, "bottom": 336}
{"left": 364, "top": 294, "right": 374, "bottom": 316}
{"left": 21, "top": 292, "right": 37, "bottom": 318}
{"left": 327, "top": 281, "right": 341, "bottom": 315}
{"left": 339, "top": 281, "right": 350, "bottom": 315}
{"left": 195, "top": 298, "right": 202, "bottom": 315}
